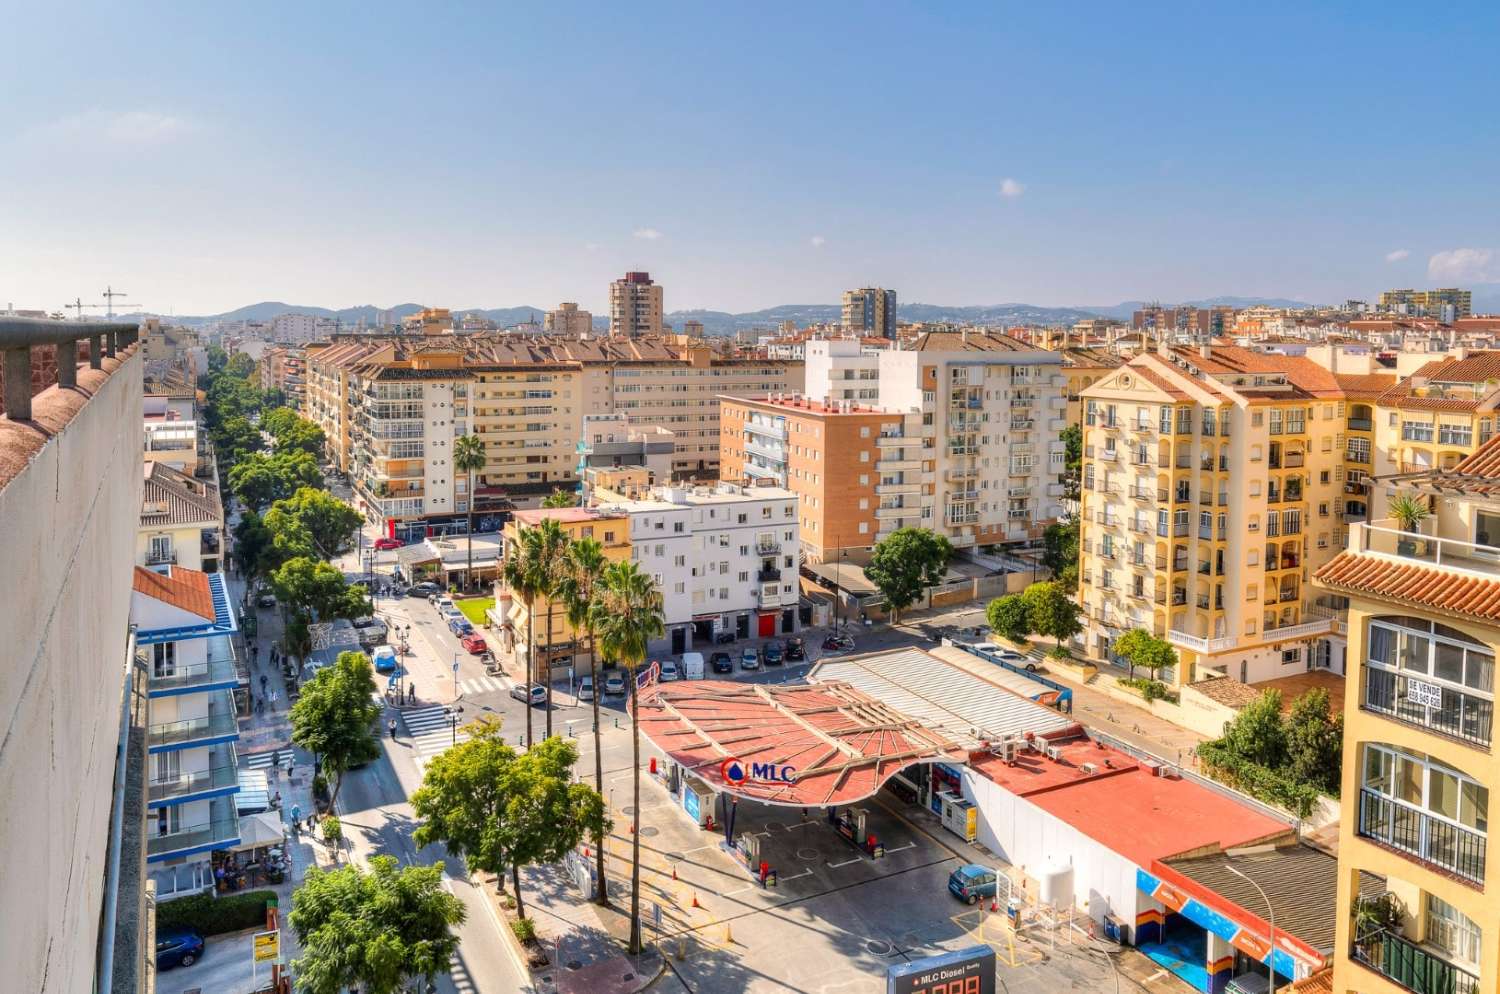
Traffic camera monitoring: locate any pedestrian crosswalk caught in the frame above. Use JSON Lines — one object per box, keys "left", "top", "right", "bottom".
{"left": 243, "top": 749, "right": 293, "bottom": 771}
{"left": 402, "top": 705, "right": 470, "bottom": 772}
{"left": 457, "top": 675, "right": 506, "bottom": 696}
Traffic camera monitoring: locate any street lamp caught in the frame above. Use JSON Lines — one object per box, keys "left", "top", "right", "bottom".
{"left": 1224, "top": 856, "right": 1277, "bottom": 994}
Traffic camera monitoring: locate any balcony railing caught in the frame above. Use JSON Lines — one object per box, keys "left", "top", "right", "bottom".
{"left": 1349, "top": 417, "right": 1374, "bottom": 431}
{"left": 147, "top": 649, "right": 239, "bottom": 696}
{"left": 146, "top": 797, "right": 241, "bottom": 860}
{"left": 1351, "top": 926, "right": 1480, "bottom": 994}
{"left": 148, "top": 746, "right": 240, "bottom": 806}
{"left": 148, "top": 693, "right": 238, "bottom": 750}
{"left": 1352, "top": 520, "right": 1500, "bottom": 579}
{"left": 757, "top": 567, "right": 782, "bottom": 583}
{"left": 1357, "top": 788, "right": 1487, "bottom": 885}
{"left": 1364, "top": 665, "right": 1493, "bottom": 748}
{"left": 1166, "top": 629, "right": 1237, "bottom": 654}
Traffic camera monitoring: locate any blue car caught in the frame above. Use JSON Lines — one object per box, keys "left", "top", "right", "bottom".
{"left": 947, "top": 864, "right": 1000, "bottom": 905}
{"left": 448, "top": 617, "right": 473, "bottom": 636}
{"left": 155, "top": 926, "right": 205, "bottom": 969}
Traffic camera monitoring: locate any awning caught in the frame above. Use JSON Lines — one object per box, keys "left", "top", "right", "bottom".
{"left": 232, "top": 811, "right": 285, "bottom": 851}
{"left": 637, "top": 680, "right": 966, "bottom": 807}
{"left": 236, "top": 769, "right": 270, "bottom": 814}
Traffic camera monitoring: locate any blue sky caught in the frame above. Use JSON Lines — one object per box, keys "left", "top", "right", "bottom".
{"left": 3, "top": 2, "right": 1497, "bottom": 315}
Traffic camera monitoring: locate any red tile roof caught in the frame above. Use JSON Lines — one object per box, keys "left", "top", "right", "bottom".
{"left": 1451, "top": 430, "right": 1500, "bottom": 477}
{"left": 1333, "top": 372, "right": 1396, "bottom": 399}
{"left": 1427, "top": 351, "right": 1500, "bottom": 384}
{"left": 132, "top": 565, "right": 216, "bottom": 620}
{"left": 1314, "top": 552, "right": 1500, "bottom": 622}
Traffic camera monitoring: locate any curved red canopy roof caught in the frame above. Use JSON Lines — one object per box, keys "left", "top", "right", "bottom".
{"left": 636, "top": 679, "right": 966, "bottom": 807}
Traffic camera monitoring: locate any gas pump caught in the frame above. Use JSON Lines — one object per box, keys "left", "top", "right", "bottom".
{"left": 830, "top": 806, "right": 886, "bottom": 858}
{"left": 732, "top": 830, "right": 777, "bottom": 886}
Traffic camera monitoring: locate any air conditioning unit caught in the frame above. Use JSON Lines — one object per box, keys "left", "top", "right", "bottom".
{"left": 1079, "top": 762, "right": 1098, "bottom": 776}
{"left": 1159, "top": 766, "right": 1182, "bottom": 780}
{"left": 996, "top": 740, "right": 1020, "bottom": 764}
{"left": 1045, "top": 746, "right": 1064, "bottom": 762}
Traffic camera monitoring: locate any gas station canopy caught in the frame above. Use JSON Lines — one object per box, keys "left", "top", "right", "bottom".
{"left": 637, "top": 680, "right": 966, "bottom": 807}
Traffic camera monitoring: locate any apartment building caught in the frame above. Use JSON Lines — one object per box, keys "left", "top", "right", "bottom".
{"left": 718, "top": 394, "right": 901, "bottom": 563}
{"left": 302, "top": 338, "right": 363, "bottom": 474}
{"left": 1078, "top": 346, "right": 1354, "bottom": 687}
{"left": 610, "top": 271, "right": 664, "bottom": 337}
{"left": 1373, "top": 352, "right": 1500, "bottom": 477}
{"left": 878, "top": 331, "right": 1068, "bottom": 551}
{"left": 576, "top": 413, "right": 675, "bottom": 491}
{"left": 138, "top": 461, "right": 224, "bottom": 573}
{"left": 402, "top": 307, "right": 454, "bottom": 335}
{"left": 1059, "top": 346, "right": 1127, "bottom": 427}
{"left": 1379, "top": 287, "right": 1474, "bottom": 320}
{"left": 1131, "top": 305, "right": 1236, "bottom": 337}
{"left": 805, "top": 338, "right": 882, "bottom": 403}
{"left": 143, "top": 394, "right": 209, "bottom": 477}
{"left": 545, "top": 302, "right": 593, "bottom": 336}
{"left": 498, "top": 506, "right": 632, "bottom": 681}
{"left": 1314, "top": 444, "right": 1498, "bottom": 994}
{"left": 590, "top": 481, "right": 802, "bottom": 648}
{"left": 1338, "top": 373, "right": 1397, "bottom": 524}
{"left": 259, "top": 344, "right": 307, "bottom": 408}
{"left": 842, "top": 287, "right": 898, "bottom": 339}
{"left": 131, "top": 565, "right": 243, "bottom": 902}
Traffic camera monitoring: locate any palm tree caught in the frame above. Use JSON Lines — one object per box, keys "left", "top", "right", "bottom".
{"left": 499, "top": 526, "right": 545, "bottom": 748}
{"left": 452, "top": 434, "right": 487, "bottom": 591}
{"left": 556, "top": 536, "right": 610, "bottom": 906}
{"left": 590, "top": 561, "right": 664, "bottom": 954}
{"left": 533, "top": 517, "right": 571, "bottom": 738}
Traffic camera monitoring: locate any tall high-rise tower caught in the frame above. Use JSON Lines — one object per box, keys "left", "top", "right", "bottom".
{"left": 609, "top": 272, "right": 664, "bottom": 337}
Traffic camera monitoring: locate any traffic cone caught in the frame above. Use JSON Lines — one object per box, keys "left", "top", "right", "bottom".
{"left": 990, "top": 898, "right": 999, "bottom": 912}
{"left": 723, "top": 920, "right": 734, "bottom": 944}
{"left": 671, "top": 864, "right": 677, "bottom": 881}
{"left": 691, "top": 890, "right": 701, "bottom": 909}
{"left": 629, "top": 822, "right": 636, "bottom": 834}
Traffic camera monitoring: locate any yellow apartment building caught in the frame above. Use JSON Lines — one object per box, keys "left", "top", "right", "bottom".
{"left": 1060, "top": 346, "right": 1127, "bottom": 427}
{"left": 1079, "top": 346, "right": 1355, "bottom": 686}
{"left": 1315, "top": 441, "right": 1498, "bottom": 994}
{"left": 1374, "top": 352, "right": 1500, "bottom": 477}
{"left": 498, "top": 506, "right": 632, "bottom": 681}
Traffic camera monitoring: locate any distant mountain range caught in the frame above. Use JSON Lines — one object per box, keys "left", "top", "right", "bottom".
{"left": 124, "top": 294, "right": 1339, "bottom": 335}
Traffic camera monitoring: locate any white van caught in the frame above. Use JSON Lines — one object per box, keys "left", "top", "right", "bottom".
{"left": 680, "top": 652, "right": 705, "bottom": 680}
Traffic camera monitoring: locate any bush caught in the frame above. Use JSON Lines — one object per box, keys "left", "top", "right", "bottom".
{"left": 1120, "top": 676, "right": 1174, "bottom": 702}
{"left": 1196, "top": 740, "right": 1322, "bottom": 818}
{"left": 510, "top": 916, "right": 537, "bottom": 942}
{"left": 156, "top": 889, "right": 278, "bottom": 937}
{"left": 322, "top": 814, "right": 342, "bottom": 844}
{"left": 312, "top": 773, "right": 329, "bottom": 800}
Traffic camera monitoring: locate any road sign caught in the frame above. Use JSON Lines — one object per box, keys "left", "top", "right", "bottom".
{"left": 253, "top": 930, "right": 279, "bottom": 963}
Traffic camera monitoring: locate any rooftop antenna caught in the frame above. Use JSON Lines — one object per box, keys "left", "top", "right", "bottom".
{"left": 102, "top": 285, "right": 128, "bottom": 319}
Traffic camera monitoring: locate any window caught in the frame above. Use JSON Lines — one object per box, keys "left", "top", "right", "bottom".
{"left": 1246, "top": 585, "right": 1257, "bottom": 601}
{"left": 859, "top": 474, "right": 869, "bottom": 486}
{"left": 1251, "top": 411, "right": 1264, "bottom": 427}
{"left": 1426, "top": 895, "right": 1482, "bottom": 970}
{"left": 1282, "top": 646, "right": 1301, "bottom": 665}
{"left": 151, "top": 641, "right": 177, "bottom": 679}
{"left": 858, "top": 521, "right": 868, "bottom": 534}
{"left": 1250, "top": 445, "right": 1262, "bottom": 462}
{"left": 860, "top": 426, "right": 870, "bottom": 438}
{"left": 859, "top": 451, "right": 869, "bottom": 462}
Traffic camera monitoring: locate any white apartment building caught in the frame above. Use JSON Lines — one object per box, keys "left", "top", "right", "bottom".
{"left": 805, "top": 338, "right": 883, "bottom": 403}
{"left": 591, "top": 482, "right": 802, "bottom": 652}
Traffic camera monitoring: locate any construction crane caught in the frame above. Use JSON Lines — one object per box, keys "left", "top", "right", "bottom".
{"left": 64, "top": 297, "right": 106, "bottom": 320}
{"left": 102, "top": 285, "right": 129, "bottom": 319}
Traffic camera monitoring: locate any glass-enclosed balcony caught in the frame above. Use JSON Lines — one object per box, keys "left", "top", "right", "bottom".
{"left": 146, "top": 638, "right": 238, "bottom": 698}
{"left": 148, "top": 689, "right": 238, "bottom": 752}
{"left": 147, "top": 743, "right": 240, "bottom": 807}
{"left": 1351, "top": 925, "right": 1480, "bottom": 994}
{"left": 146, "top": 795, "right": 241, "bottom": 862}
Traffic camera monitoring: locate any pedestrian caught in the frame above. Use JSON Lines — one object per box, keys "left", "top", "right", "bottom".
{"left": 271, "top": 689, "right": 279, "bottom": 710}
{"left": 287, "top": 754, "right": 295, "bottom": 778}
{"left": 259, "top": 673, "right": 268, "bottom": 693}
{"left": 272, "top": 791, "right": 282, "bottom": 809}
{"left": 289, "top": 803, "right": 301, "bottom": 831}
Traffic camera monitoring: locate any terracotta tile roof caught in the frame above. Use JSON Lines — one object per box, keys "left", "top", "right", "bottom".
{"left": 1186, "top": 676, "right": 1261, "bottom": 709}
{"left": 1428, "top": 351, "right": 1500, "bottom": 384}
{"left": 1333, "top": 372, "right": 1396, "bottom": 399}
{"left": 1314, "top": 552, "right": 1500, "bottom": 622}
{"left": 132, "top": 564, "right": 216, "bottom": 620}
{"left": 907, "top": 331, "right": 1044, "bottom": 354}
{"left": 1128, "top": 360, "right": 1190, "bottom": 399}
{"left": 141, "top": 462, "right": 221, "bottom": 528}
{"left": 1289, "top": 969, "right": 1333, "bottom": 994}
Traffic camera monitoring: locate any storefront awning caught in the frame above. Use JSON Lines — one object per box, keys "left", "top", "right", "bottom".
{"left": 637, "top": 680, "right": 966, "bottom": 807}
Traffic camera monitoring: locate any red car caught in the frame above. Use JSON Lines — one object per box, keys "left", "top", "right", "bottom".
{"left": 460, "top": 633, "right": 489, "bottom": 654}
{"left": 373, "top": 537, "right": 402, "bottom": 551}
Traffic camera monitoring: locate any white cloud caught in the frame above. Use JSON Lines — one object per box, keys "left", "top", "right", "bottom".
{"left": 809, "top": 235, "right": 826, "bottom": 247}
{"left": 32, "top": 109, "right": 192, "bottom": 145}
{"left": 1384, "top": 249, "right": 1410, "bottom": 263}
{"left": 998, "top": 178, "right": 1025, "bottom": 199}
{"left": 633, "top": 227, "right": 663, "bottom": 241}
{"left": 1428, "top": 248, "right": 1498, "bottom": 283}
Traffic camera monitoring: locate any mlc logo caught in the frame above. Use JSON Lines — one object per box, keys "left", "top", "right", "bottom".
{"left": 720, "top": 757, "right": 796, "bottom": 785}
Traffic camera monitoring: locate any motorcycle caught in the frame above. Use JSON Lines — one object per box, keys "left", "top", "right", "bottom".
{"left": 822, "top": 634, "right": 855, "bottom": 652}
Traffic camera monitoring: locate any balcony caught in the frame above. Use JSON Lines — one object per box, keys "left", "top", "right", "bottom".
{"left": 147, "top": 642, "right": 238, "bottom": 698}
{"left": 878, "top": 458, "right": 922, "bottom": 472}
{"left": 744, "top": 438, "right": 788, "bottom": 462}
{"left": 146, "top": 795, "right": 241, "bottom": 862}
{"left": 875, "top": 482, "right": 921, "bottom": 495}
{"left": 755, "top": 538, "right": 781, "bottom": 555}
{"left": 756, "top": 567, "right": 782, "bottom": 583}
{"left": 1357, "top": 788, "right": 1487, "bottom": 885}
{"left": 1363, "top": 665, "right": 1493, "bottom": 748}
{"left": 1166, "top": 629, "right": 1237, "bottom": 654}
{"left": 1261, "top": 612, "right": 1336, "bottom": 641}
{"left": 1351, "top": 926, "right": 1480, "bottom": 994}
{"left": 757, "top": 586, "right": 785, "bottom": 610}
{"left": 148, "top": 690, "right": 238, "bottom": 752}
{"left": 1349, "top": 417, "right": 1374, "bottom": 431}
{"left": 148, "top": 743, "right": 240, "bottom": 807}
{"left": 1352, "top": 520, "right": 1500, "bottom": 579}
{"left": 145, "top": 547, "right": 179, "bottom": 566}
{"left": 945, "top": 511, "right": 979, "bottom": 525}
{"left": 875, "top": 434, "right": 908, "bottom": 447}
{"left": 877, "top": 505, "right": 917, "bottom": 520}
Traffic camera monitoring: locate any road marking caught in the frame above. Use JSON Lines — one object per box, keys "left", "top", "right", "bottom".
{"left": 826, "top": 856, "right": 861, "bottom": 869}
{"left": 885, "top": 842, "right": 916, "bottom": 854}
{"left": 780, "top": 868, "right": 813, "bottom": 881}
{"left": 680, "top": 844, "right": 717, "bottom": 855}
{"left": 242, "top": 749, "right": 292, "bottom": 771}
{"left": 458, "top": 675, "right": 505, "bottom": 696}
{"left": 721, "top": 884, "right": 754, "bottom": 897}
{"left": 1146, "top": 970, "right": 1167, "bottom": 982}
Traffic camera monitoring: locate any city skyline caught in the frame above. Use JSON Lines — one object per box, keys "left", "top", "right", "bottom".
{"left": 3, "top": 3, "right": 1497, "bottom": 315}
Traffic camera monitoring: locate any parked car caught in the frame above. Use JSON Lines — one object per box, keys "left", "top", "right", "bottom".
{"left": 510, "top": 683, "right": 547, "bottom": 707}
{"left": 577, "top": 675, "right": 595, "bottom": 701}
{"left": 460, "top": 632, "right": 488, "bottom": 654}
{"left": 603, "top": 672, "right": 628, "bottom": 696}
{"left": 373, "top": 537, "right": 402, "bottom": 551}
{"left": 680, "top": 651, "right": 705, "bottom": 680}
{"left": 714, "top": 630, "right": 737, "bottom": 645}
{"left": 709, "top": 651, "right": 734, "bottom": 674}
{"left": 762, "top": 640, "right": 784, "bottom": 666}
{"left": 947, "top": 864, "right": 1001, "bottom": 905}
{"left": 408, "top": 581, "right": 441, "bottom": 598}
{"left": 371, "top": 645, "right": 399, "bottom": 673}
{"left": 659, "top": 659, "right": 680, "bottom": 681}
{"left": 155, "top": 926, "right": 205, "bottom": 970}
{"left": 448, "top": 617, "right": 474, "bottom": 637}
{"left": 434, "top": 596, "right": 455, "bottom": 614}
{"left": 974, "top": 642, "right": 1039, "bottom": 672}
{"left": 256, "top": 593, "right": 277, "bottom": 608}
{"left": 784, "top": 636, "right": 805, "bottom": 662}
{"left": 353, "top": 616, "right": 388, "bottom": 645}
{"left": 740, "top": 647, "right": 760, "bottom": 670}
{"left": 822, "top": 633, "right": 855, "bottom": 652}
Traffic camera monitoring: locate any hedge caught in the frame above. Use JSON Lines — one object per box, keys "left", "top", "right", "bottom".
{"left": 156, "top": 889, "right": 277, "bottom": 937}
{"left": 1196, "top": 741, "right": 1322, "bottom": 818}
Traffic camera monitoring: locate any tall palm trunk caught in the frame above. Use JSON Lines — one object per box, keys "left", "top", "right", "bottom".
{"left": 524, "top": 601, "right": 534, "bottom": 748}
{"left": 543, "top": 597, "right": 555, "bottom": 738}
{"left": 588, "top": 626, "right": 608, "bottom": 906}
{"left": 628, "top": 668, "right": 642, "bottom": 954}
{"left": 465, "top": 469, "right": 475, "bottom": 591}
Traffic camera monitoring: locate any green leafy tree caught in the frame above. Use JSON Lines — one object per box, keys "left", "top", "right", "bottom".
{"left": 289, "top": 651, "right": 381, "bottom": 806}
{"left": 232, "top": 511, "right": 279, "bottom": 584}
{"left": 986, "top": 594, "right": 1031, "bottom": 643}
{"left": 229, "top": 450, "right": 322, "bottom": 511}
{"left": 272, "top": 556, "right": 372, "bottom": 621}
{"left": 865, "top": 527, "right": 953, "bottom": 623}
{"left": 1041, "top": 517, "right": 1080, "bottom": 590}
{"left": 452, "top": 434, "right": 487, "bottom": 589}
{"left": 206, "top": 345, "right": 228, "bottom": 374}
{"left": 264, "top": 486, "right": 362, "bottom": 560}
{"left": 542, "top": 488, "right": 577, "bottom": 509}
{"left": 224, "top": 353, "right": 255, "bottom": 379}
{"left": 555, "top": 536, "right": 611, "bottom": 905}
{"left": 288, "top": 855, "right": 465, "bottom": 994}
{"left": 275, "top": 418, "right": 326, "bottom": 457}
{"left": 1112, "top": 628, "right": 1178, "bottom": 680}
{"left": 1285, "top": 689, "right": 1342, "bottom": 794}
{"left": 1222, "top": 689, "right": 1287, "bottom": 770}
{"left": 590, "top": 560, "right": 664, "bottom": 955}
{"left": 413, "top": 729, "right": 608, "bottom": 922}
{"left": 1060, "top": 423, "right": 1083, "bottom": 500}
{"left": 259, "top": 406, "right": 299, "bottom": 438}
{"left": 1020, "top": 581, "right": 1082, "bottom": 654}
{"left": 212, "top": 415, "right": 264, "bottom": 468}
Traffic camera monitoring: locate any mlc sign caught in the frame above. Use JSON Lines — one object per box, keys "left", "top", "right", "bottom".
{"left": 721, "top": 757, "right": 797, "bottom": 785}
